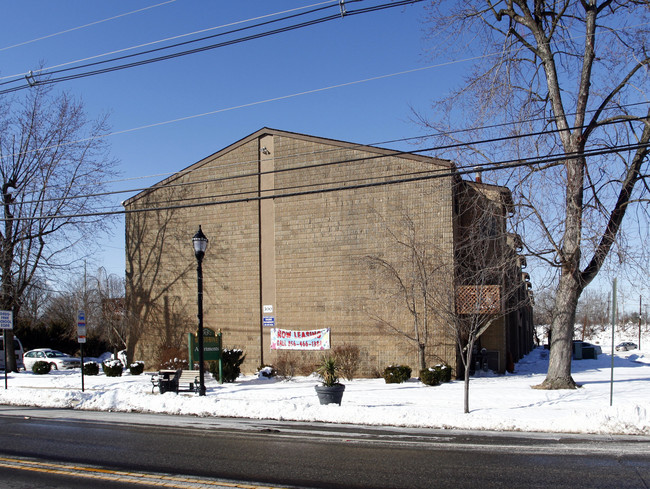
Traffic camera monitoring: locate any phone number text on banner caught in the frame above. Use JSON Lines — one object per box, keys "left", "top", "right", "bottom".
{"left": 270, "top": 328, "right": 330, "bottom": 350}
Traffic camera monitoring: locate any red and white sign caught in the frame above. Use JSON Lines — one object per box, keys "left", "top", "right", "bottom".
{"left": 270, "top": 328, "right": 330, "bottom": 350}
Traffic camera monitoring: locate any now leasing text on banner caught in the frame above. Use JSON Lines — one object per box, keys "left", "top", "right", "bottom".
{"left": 270, "top": 328, "right": 330, "bottom": 350}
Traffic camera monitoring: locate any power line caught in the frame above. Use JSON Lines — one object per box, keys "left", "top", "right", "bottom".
{"left": 4, "top": 140, "right": 647, "bottom": 222}
{"left": 4, "top": 42, "right": 647, "bottom": 171}
{"left": 0, "top": 0, "right": 177, "bottom": 53}
{"left": 0, "top": 0, "right": 423, "bottom": 95}
{"left": 0, "top": 1, "right": 335, "bottom": 80}
{"left": 9, "top": 114, "right": 648, "bottom": 207}
{"left": 0, "top": 59, "right": 469, "bottom": 163}
{"left": 123, "top": 141, "right": 650, "bottom": 210}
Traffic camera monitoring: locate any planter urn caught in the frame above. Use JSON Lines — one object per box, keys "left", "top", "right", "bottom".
{"left": 315, "top": 384, "right": 346, "bottom": 405}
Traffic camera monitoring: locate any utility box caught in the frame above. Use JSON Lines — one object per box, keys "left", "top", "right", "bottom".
{"left": 572, "top": 341, "right": 583, "bottom": 360}
{"left": 581, "top": 346, "right": 597, "bottom": 360}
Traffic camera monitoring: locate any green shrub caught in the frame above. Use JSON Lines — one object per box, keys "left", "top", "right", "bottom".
{"left": 129, "top": 361, "right": 145, "bottom": 375}
{"left": 257, "top": 364, "right": 276, "bottom": 378}
{"left": 209, "top": 348, "right": 245, "bottom": 383}
{"left": 419, "top": 368, "right": 441, "bottom": 386}
{"left": 32, "top": 361, "right": 51, "bottom": 375}
{"left": 316, "top": 355, "right": 341, "bottom": 387}
{"left": 83, "top": 362, "right": 100, "bottom": 376}
{"left": 102, "top": 359, "right": 124, "bottom": 377}
{"left": 434, "top": 363, "right": 452, "bottom": 383}
{"left": 383, "top": 365, "right": 412, "bottom": 384}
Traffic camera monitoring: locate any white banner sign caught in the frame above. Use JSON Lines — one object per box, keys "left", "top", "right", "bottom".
{"left": 270, "top": 328, "right": 330, "bottom": 350}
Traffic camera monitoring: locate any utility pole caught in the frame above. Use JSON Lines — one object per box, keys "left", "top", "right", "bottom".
{"left": 610, "top": 278, "right": 617, "bottom": 407}
{"left": 639, "top": 295, "right": 643, "bottom": 350}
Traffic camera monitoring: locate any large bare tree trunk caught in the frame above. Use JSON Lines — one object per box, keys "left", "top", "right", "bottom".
{"left": 540, "top": 274, "right": 581, "bottom": 389}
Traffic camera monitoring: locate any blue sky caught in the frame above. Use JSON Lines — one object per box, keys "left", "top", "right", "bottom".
{"left": 2, "top": 0, "right": 457, "bottom": 278}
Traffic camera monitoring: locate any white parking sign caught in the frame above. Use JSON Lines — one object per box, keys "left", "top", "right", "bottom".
{"left": 77, "top": 310, "right": 87, "bottom": 343}
{"left": 0, "top": 310, "right": 13, "bottom": 330}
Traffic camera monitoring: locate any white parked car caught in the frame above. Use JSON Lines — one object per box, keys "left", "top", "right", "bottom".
{"left": 616, "top": 342, "right": 638, "bottom": 352}
{"left": 23, "top": 349, "right": 81, "bottom": 371}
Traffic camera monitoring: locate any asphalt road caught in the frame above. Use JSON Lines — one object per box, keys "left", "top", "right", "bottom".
{"left": 0, "top": 406, "right": 648, "bottom": 488}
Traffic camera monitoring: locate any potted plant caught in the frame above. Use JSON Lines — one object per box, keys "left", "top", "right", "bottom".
{"left": 314, "top": 355, "right": 345, "bottom": 405}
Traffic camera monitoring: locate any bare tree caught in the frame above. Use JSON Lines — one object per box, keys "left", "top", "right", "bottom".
{"left": 365, "top": 211, "right": 448, "bottom": 371}
{"left": 443, "top": 180, "right": 531, "bottom": 413}
{"left": 365, "top": 180, "right": 531, "bottom": 413}
{"left": 533, "top": 288, "right": 555, "bottom": 326}
{"left": 0, "top": 85, "right": 116, "bottom": 371}
{"left": 124, "top": 191, "right": 194, "bottom": 366}
{"left": 94, "top": 267, "right": 126, "bottom": 353}
{"left": 418, "top": 0, "right": 650, "bottom": 389}
{"left": 575, "top": 289, "right": 610, "bottom": 339}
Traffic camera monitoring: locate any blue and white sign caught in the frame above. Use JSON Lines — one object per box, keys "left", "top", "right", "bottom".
{"left": 262, "top": 316, "right": 275, "bottom": 328}
{"left": 77, "top": 310, "right": 87, "bottom": 343}
{"left": 0, "top": 310, "right": 13, "bottom": 330}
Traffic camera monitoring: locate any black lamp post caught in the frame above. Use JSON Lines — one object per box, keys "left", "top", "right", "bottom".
{"left": 192, "top": 225, "right": 208, "bottom": 396}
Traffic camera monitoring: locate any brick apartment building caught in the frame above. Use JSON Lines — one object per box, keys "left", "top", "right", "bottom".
{"left": 123, "top": 128, "right": 533, "bottom": 377}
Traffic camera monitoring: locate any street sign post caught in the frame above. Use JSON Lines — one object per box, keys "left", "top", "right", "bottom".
{"left": 0, "top": 310, "right": 12, "bottom": 390}
{"left": 78, "top": 310, "right": 86, "bottom": 392}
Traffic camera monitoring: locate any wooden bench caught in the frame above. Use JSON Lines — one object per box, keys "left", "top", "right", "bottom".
{"left": 151, "top": 369, "right": 200, "bottom": 394}
{"left": 178, "top": 370, "right": 200, "bottom": 393}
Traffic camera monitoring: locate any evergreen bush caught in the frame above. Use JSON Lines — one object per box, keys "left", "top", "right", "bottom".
{"left": 257, "top": 364, "right": 276, "bottom": 378}
{"left": 102, "top": 359, "right": 124, "bottom": 377}
{"left": 83, "top": 361, "right": 100, "bottom": 376}
{"left": 382, "top": 365, "right": 412, "bottom": 384}
{"left": 434, "top": 363, "right": 452, "bottom": 383}
{"left": 209, "top": 348, "right": 245, "bottom": 383}
{"left": 316, "top": 355, "right": 341, "bottom": 387}
{"left": 419, "top": 368, "right": 441, "bottom": 386}
{"left": 32, "top": 361, "right": 51, "bottom": 375}
{"left": 129, "top": 361, "right": 145, "bottom": 375}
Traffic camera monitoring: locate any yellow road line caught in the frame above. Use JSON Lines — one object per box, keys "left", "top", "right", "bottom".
{"left": 0, "top": 456, "right": 286, "bottom": 489}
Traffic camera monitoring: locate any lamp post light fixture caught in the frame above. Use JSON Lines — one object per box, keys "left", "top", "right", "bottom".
{"left": 193, "top": 225, "right": 208, "bottom": 396}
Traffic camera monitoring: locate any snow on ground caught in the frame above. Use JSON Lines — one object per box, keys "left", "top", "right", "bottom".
{"left": 1, "top": 331, "right": 648, "bottom": 435}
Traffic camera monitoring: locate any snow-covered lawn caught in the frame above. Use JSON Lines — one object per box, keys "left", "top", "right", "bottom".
{"left": 1, "top": 339, "right": 648, "bottom": 435}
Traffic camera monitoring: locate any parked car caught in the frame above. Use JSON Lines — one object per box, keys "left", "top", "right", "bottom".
{"left": 615, "top": 342, "right": 638, "bottom": 352}
{"left": 23, "top": 349, "right": 81, "bottom": 371}
{"left": 0, "top": 336, "right": 25, "bottom": 370}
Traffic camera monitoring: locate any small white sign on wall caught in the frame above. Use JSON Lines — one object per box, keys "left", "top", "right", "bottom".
{"left": 263, "top": 305, "right": 273, "bottom": 314}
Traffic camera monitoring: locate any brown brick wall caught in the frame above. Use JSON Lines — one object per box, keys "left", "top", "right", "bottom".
{"left": 125, "top": 130, "right": 459, "bottom": 376}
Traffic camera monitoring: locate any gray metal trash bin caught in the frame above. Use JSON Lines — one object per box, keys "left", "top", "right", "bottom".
{"left": 158, "top": 369, "right": 180, "bottom": 394}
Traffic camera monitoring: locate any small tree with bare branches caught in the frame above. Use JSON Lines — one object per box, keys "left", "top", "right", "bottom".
{"left": 364, "top": 211, "right": 450, "bottom": 372}
{"left": 438, "top": 180, "right": 532, "bottom": 412}
{"left": 0, "top": 86, "right": 116, "bottom": 371}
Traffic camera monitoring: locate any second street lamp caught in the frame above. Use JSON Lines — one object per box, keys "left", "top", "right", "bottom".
{"left": 193, "top": 225, "right": 208, "bottom": 396}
